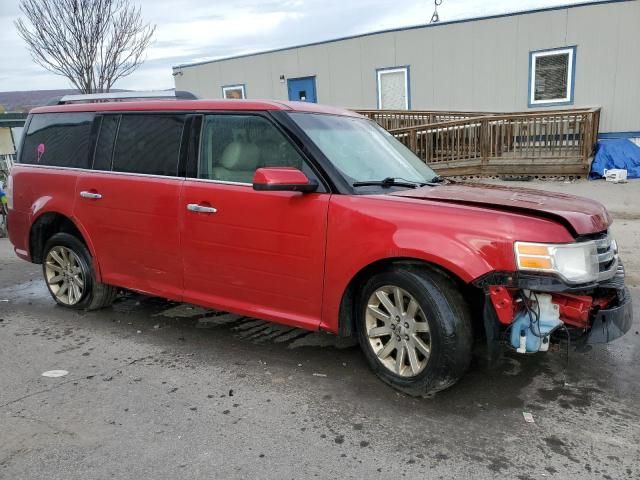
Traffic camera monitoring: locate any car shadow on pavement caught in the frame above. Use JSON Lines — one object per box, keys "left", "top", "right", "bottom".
{"left": 86, "top": 291, "right": 607, "bottom": 416}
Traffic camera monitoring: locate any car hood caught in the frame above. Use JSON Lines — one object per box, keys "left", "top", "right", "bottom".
{"left": 390, "top": 182, "right": 611, "bottom": 236}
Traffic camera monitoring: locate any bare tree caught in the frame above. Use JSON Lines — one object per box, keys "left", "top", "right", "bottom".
{"left": 16, "top": 0, "right": 156, "bottom": 93}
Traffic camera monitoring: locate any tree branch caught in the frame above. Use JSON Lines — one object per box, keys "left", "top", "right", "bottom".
{"left": 15, "top": 0, "right": 156, "bottom": 93}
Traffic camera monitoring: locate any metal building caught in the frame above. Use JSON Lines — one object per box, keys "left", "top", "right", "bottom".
{"left": 173, "top": 0, "right": 640, "bottom": 139}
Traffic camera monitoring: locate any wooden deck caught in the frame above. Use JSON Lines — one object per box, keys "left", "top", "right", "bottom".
{"left": 357, "top": 107, "right": 601, "bottom": 178}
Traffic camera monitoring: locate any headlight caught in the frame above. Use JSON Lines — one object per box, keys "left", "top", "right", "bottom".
{"left": 515, "top": 241, "right": 599, "bottom": 284}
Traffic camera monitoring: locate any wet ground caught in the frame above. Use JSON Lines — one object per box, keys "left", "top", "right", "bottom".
{"left": 1, "top": 181, "right": 640, "bottom": 479}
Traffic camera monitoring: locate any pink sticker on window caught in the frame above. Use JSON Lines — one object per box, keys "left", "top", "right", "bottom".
{"left": 36, "top": 143, "right": 45, "bottom": 163}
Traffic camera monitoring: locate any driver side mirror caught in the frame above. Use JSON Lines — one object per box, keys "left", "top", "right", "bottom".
{"left": 252, "top": 167, "right": 318, "bottom": 193}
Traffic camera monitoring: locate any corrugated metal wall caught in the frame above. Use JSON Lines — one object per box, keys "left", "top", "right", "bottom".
{"left": 174, "top": 1, "right": 640, "bottom": 134}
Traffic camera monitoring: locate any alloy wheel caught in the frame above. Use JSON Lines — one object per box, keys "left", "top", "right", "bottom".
{"left": 44, "top": 246, "right": 85, "bottom": 306}
{"left": 365, "top": 285, "right": 431, "bottom": 377}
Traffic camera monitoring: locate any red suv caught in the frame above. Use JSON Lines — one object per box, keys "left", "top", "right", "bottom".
{"left": 7, "top": 93, "right": 632, "bottom": 396}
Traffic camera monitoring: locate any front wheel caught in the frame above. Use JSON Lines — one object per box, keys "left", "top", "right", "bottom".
{"left": 42, "top": 233, "right": 118, "bottom": 310}
{"left": 356, "top": 266, "right": 472, "bottom": 396}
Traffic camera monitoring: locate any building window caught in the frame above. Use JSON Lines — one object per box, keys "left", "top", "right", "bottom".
{"left": 529, "top": 47, "right": 576, "bottom": 106}
{"left": 377, "top": 67, "right": 410, "bottom": 110}
{"left": 222, "top": 84, "right": 246, "bottom": 100}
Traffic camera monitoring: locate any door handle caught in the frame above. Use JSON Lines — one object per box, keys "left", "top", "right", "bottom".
{"left": 80, "top": 191, "right": 102, "bottom": 200}
{"left": 187, "top": 203, "right": 217, "bottom": 214}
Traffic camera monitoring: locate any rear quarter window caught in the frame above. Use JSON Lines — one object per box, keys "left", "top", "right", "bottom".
{"left": 20, "top": 113, "right": 94, "bottom": 168}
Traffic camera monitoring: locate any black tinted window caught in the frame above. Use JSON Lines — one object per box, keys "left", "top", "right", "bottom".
{"left": 200, "top": 115, "right": 304, "bottom": 183}
{"left": 112, "top": 114, "right": 185, "bottom": 176}
{"left": 93, "top": 115, "right": 120, "bottom": 171}
{"left": 534, "top": 52, "right": 570, "bottom": 102}
{"left": 21, "top": 113, "right": 94, "bottom": 168}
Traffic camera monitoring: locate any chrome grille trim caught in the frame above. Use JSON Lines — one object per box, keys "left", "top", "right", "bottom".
{"left": 597, "top": 256, "right": 619, "bottom": 282}
{"left": 599, "top": 262, "right": 625, "bottom": 289}
{"left": 594, "top": 236, "right": 612, "bottom": 251}
{"left": 597, "top": 250, "right": 615, "bottom": 264}
{"left": 595, "top": 231, "right": 620, "bottom": 283}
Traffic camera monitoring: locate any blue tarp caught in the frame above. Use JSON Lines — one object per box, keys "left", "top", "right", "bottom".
{"left": 590, "top": 139, "right": 640, "bottom": 179}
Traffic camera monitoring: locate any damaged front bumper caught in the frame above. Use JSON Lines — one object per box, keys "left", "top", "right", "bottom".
{"left": 475, "top": 263, "right": 633, "bottom": 351}
{"left": 587, "top": 287, "right": 633, "bottom": 344}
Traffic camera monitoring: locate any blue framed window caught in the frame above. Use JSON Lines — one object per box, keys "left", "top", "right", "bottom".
{"left": 222, "top": 84, "right": 246, "bottom": 100}
{"left": 528, "top": 46, "right": 576, "bottom": 107}
{"left": 376, "top": 66, "right": 410, "bottom": 110}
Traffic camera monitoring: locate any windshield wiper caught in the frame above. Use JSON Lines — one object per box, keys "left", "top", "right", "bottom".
{"left": 431, "top": 175, "right": 445, "bottom": 183}
{"left": 352, "top": 176, "right": 448, "bottom": 189}
{"left": 352, "top": 177, "right": 421, "bottom": 189}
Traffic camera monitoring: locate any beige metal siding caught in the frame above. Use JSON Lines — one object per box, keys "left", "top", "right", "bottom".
{"left": 325, "top": 39, "right": 363, "bottom": 108}
{"left": 175, "top": 1, "right": 640, "bottom": 133}
{"left": 566, "top": 1, "right": 640, "bottom": 133}
{"left": 359, "top": 32, "right": 396, "bottom": 108}
{"left": 395, "top": 28, "right": 434, "bottom": 107}
{"left": 0, "top": 129, "right": 14, "bottom": 155}
{"left": 297, "top": 44, "right": 331, "bottom": 103}
{"left": 430, "top": 23, "right": 475, "bottom": 110}
{"left": 610, "top": 4, "right": 640, "bottom": 134}
{"left": 567, "top": 3, "right": 619, "bottom": 132}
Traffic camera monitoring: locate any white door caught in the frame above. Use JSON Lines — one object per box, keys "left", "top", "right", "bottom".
{"left": 378, "top": 67, "right": 409, "bottom": 110}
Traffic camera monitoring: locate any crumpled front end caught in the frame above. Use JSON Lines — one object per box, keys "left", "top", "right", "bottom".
{"left": 475, "top": 231, "right": 632, "bottom": 354}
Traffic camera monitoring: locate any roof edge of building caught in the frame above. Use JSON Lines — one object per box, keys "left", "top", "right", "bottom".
{"left": 171, "top": 0, "right": 631, "bottom": 71}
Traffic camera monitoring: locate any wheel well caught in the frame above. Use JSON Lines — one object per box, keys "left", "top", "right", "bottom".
{"left": 29, "top": 213, "right": 86, "bottom": 264}
{"left": 337, "top": 258, "right": 482, "bottom": 337}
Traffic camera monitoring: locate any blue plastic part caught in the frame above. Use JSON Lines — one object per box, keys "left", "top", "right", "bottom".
{"left": 510, "top": 310, "right": 562, "bottom": 353}
{"left": 590, "top": 139, "right": 640, "bottom": 179}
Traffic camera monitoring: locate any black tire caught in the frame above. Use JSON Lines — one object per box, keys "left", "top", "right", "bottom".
{"left": 356, "top": 265, "right": 472, "bottom": 397}
{"left": 42, "top": 232, "right": 118, "bottom": 310}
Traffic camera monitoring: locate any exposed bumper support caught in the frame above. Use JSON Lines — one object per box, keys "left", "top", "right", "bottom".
{"left": 476, "top": 268, "right": 632, "bottom": 349}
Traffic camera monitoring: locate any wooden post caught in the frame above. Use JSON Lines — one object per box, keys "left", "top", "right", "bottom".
{"left": 480, "top": 119, "right": 489, "bottom": 172}
{"left": 582, "top": 113, "right": 593, "bottom": 169}
{"left": 409, "top": 129, "right": 417, "bottom": 156}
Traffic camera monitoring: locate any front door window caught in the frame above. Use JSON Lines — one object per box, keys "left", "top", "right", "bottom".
{"left": 199, "top": 114, "right": 307, "bottom": 184}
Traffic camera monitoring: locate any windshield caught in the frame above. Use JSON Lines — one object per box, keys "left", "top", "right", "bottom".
{"left": 288, "top": 112, "right": 438, "bottom": 187}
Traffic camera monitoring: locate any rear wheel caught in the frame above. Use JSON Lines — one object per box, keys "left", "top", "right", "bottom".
{"left": 356, "top": 266, "right": 472, "bottom": 396}
{"left": 42, "top": 233, "right": 117, "bottom": 310}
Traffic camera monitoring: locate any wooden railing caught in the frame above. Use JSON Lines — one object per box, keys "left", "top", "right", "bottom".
{"left": 357, "top": 109, "right": 491, "bottom": 131}
{"left": 357, "top": 107, "right": 601, "bottom": 177}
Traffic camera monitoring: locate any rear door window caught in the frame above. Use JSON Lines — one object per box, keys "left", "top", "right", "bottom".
{"left": 21, "top": 113, "right": 94, "bottom": 168}
{"left": 112, "top": 114, "right": 186, "bottom": 176}
{"left": 92, "top": 114, "right": 120, "bottom": 171}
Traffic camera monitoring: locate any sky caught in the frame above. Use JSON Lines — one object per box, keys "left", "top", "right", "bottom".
{"left": 0, "top": 0, "right": 597, "bottom": 92}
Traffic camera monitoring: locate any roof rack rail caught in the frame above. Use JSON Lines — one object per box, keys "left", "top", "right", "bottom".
{"left": 50, "top": 90, "right": 199, "bottom": 105}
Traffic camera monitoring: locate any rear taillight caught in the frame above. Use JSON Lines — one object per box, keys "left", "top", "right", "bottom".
{"left": 6, "top": 173, "right": 13, "bottom": 209}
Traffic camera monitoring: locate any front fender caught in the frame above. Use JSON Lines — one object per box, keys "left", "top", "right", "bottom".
{"left": 320, "top": 194, "right": 574, "bottom": 333}
{"left": 390, "top": 228, "right": 511, "bottom": 282}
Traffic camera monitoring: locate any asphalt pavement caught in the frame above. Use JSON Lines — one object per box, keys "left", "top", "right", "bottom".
{"left": 1, "top": 180, "right": 639, "bottom": 479}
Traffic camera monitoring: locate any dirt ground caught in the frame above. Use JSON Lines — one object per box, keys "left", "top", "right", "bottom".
{"left": 0, "top": 179, "right": 638, "bottom": 479}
